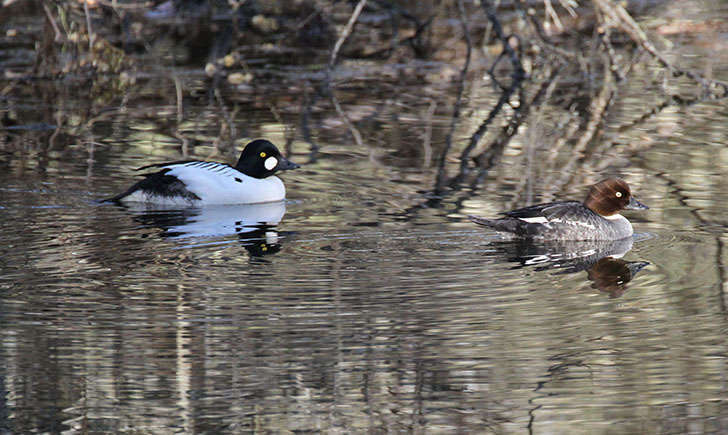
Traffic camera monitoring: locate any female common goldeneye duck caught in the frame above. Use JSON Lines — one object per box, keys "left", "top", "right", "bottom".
{"left": 469, "top": 178, "right": 648, "bottom": 240}
{"left": 107, "top": 139, "right": 299, "bottom": 206}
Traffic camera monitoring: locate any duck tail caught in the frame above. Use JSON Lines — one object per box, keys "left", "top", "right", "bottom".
{"left": 100, "top": 183, "right": 141, "bottom": 204}
{"left": 468, "top": 215, "right": 497, "bottom": 228}
{"left": 99, "top": 193, "right": 125, "bottom": 204}
{"left": 96, "top": 190, "right": 129, "bottom": 204}
{"left": 469, "top": 215, "right": 523, "bottom": 234}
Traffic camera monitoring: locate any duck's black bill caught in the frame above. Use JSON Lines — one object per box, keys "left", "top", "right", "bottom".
{"left": 277, "top": 157, "right": 300, "bottom": 171}
{"left": 626, "top": 196, "right": 649, "bottom": 210}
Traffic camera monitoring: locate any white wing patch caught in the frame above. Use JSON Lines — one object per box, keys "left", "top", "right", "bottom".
{"left": 519, "top": 216, "right": 549, "bottom": 224}
{"left": 519, "top": 215, "right": 598, "bottom": 230}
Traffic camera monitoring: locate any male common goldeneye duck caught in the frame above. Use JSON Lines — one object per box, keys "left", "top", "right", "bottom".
{"left": 469, "top": 178, "right": 648, "bottom": 240}
{"left": 107, "top": 139, "right": 299, "bottom": 206}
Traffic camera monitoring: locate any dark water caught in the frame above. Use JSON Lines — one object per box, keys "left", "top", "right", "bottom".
{"left": 4, "top": 115, "right": 728, "bottom": 433}
{"left": 3, "top": 3, "right": 728, "bottom": 435}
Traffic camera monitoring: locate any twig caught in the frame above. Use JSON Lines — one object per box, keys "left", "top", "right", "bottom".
{"left": 544, "top": 108, "right": 580, "bottom": 172}
{"left": 597, "top": 26, "right": 624, "bottom": 82}
{"left": 300, "top": 87, "right": 320, "bottom": 162}
{"left": 331, "top": 93, "right": 364, "bottom": 147}
{"left": 267, "top": 103, "right": 295, "bottom": 154}
{"left": 84, "top": 0, "right": 94, "bottom": 52}
{"left": 41, "top": 1, "right": 64, "bottom": 42}
{"left": 472, "top": 87, "right": 525, "bottom": 172}
{"left": 325, "top": 0, "right": 368, "bottom": 147}
{"left": 544, "top": 0, "right": 564, "bottom": 32}
{"left": 421, "top": 99, "right": 437, "bottom": 168}
{"left": 593, "top": 0, "right": 728, "bottom": 96}
{"left": 397, "top": 72, "right": 556, "bottom": 217}
{"left": 506, "top": 71, "right": 562, "bottom": 209}
{"left": 174, "top": 76, "right": 183, "bottom": 124}
{"left": 214, "top": 87, "right": 236, "bottom": 152}
{"left": 173, "top": 131, "right": 190, "bottom": 158}
{"left": 410, "top": 70, "right": 557, "bottom": 217}
{"left": 588, "top": 96, "right": 700, "bottom": 172}
{"left": 457, "top": 84, "right": 516, "bottom": 174}
{"left": 472, "top": 68, "right": 558, "bottom": 182}
{"left": 481, "top": 0, "right": 526, "bottom": 81}
{"left": 545, "top": 62, "right": 615, "bottom": 198}
{"left": 329, "top": 0, "right": 367, "bottom": 69}
{"left": 514, "top": 0, "right": 576, "bottom": 60}
{"left": 95, "top": 0, "right": 150, "bottom": 10}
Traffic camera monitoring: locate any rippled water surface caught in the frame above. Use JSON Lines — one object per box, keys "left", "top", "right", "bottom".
{"left": 4, "top": 121, "right": 728, "bottom": 433}
{"left": 4, "top": 3, "right": 728, "bottom": 434}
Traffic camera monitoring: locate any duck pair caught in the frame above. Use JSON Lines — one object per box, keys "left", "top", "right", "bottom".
{"left": 109, "top": 139, "right": 648, "bottom": 241}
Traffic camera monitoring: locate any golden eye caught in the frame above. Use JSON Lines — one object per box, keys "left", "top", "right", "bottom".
{"left": 616, "top": 192, "right": 623, "bottom": 198}
{"left": 260, "top": 152, "right": 267, "bottom": 158}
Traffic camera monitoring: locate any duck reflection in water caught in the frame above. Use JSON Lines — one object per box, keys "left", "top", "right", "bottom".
{"left": 129, "top": 201, "right": 287, "bottom": 257}
{"left": 492, "top": 237, "right": 649, "bottom": 298}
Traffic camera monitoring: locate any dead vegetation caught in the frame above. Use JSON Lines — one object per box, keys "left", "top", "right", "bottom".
{"left": 1, "top": 0, "right": 726, "bottom": 207}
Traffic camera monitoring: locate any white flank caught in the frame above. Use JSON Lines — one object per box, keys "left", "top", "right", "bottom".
{"left": 121, "top": 190, "right": 194, "bottom": 207}
{"left": 550, "top": 217, "right": 596, "bottom": 230}
{"left": 121, "top": 190, "right": 197, "bottom": 206}
{"left": 264, "top": 157, "right": 278, "bottom": 170}
{"left": 168, "top": 162, "right": 286, "bottom": 204}
{"left": 519, "top": 216, "right": 549, "bottom": 224}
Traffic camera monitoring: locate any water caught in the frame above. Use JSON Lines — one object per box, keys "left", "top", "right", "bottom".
{"left": 4, "top": 122, "right": 728, "bottom": 433}
{"left": 3, "top": 3, "right": 728, "bottom": 434}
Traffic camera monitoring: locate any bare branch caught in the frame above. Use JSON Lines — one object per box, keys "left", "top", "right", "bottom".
{"left": 329, "top": 0, "right": 368, "bottom": 69}
{"left": 593, "top": 0, "right": 728, "bottom": 96}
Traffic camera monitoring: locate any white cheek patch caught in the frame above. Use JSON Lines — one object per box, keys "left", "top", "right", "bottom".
{"left": 264, "top": 156, "right": 278, "bottom": 171}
